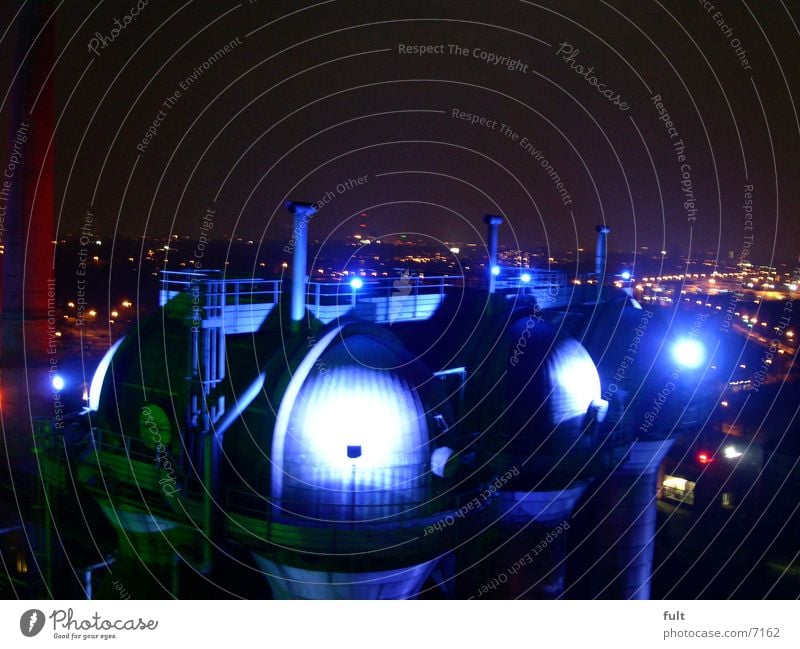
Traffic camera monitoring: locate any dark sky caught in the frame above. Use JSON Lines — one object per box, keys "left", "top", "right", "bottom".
{"left": 4, "top": 0, "right": 799, "bottom": 263}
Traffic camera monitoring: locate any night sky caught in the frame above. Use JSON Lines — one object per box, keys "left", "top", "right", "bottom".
{"left": 4, "top": 0, "right": 798, "bottom": 263}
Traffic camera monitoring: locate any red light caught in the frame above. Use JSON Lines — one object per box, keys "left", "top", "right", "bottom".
{"left": 697, "top": 452, "right": 712, "bottom": 464}
{"left": 360, "top": 213, "right": 368, "bottom": 217}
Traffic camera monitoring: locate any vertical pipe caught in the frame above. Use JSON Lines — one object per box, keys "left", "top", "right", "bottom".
{"left": 202, "top": 432, "right": 213, "bottom": 573}
{"left": 1, "top": 1, "right": 56, "bottom": 363}
{"left": 585, "top": 439, "right": 674, "bottom": 599}
{"left": 0, "top": 0, "right": 57, "bottom": 473}
{"left": 595, "top": 225, "right": 611, "bottom": 281}
{"left": 217, "top": 325, "right": 225, "bottom": 411}
{"left": 285, "top": 201, "right": 316, "bottom": 328}
{"left": 484, "top": 215, "right": 503, "bottom": 294}
{"left": 189, "top": 299, "right": 199, "bottom": 430}
{"left": 84, "top": 567, "right": 93, "bottom": 599}
{"left": 43, "top": 478, "right": 53, "bottom": 593}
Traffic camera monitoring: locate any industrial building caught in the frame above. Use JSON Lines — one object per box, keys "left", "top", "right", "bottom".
{"left": 3, "top": 202, "right": 714, "bottom": 600}
{"left": 0, "top": 2, "right": 748, "bottom": 601}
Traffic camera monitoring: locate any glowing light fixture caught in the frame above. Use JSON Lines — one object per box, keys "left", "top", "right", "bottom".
{"left": 51, "top": 375, "right": 65, "bottom": 391}
{"left": 549, "top": 339, "right": 603, "bottom": 422}
{"left": 491, "top": 265, "right": 500, "bottom": 276}
{"left": 672, "top": 338, "right": 705, "bottom": 369}
{"left": 621, "top": 270, "right": 631, "bottom": 280}
{"left": 697, "top": 451, "right": 713, "bottom": 464}
{"left": 520, "top": 272, "right": 531, "bottom": 283}
{"left": 271, "top": 326, "right": 431, "bottom": 521}
{"left": 349, "top": 277, "right": 364, "bottom": 289}
{"left": 723, "top": 445, "right": 743, "bottom": 459}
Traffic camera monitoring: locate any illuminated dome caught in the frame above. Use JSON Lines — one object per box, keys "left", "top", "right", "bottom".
{"left": 478, "top": 315, "right": 604, "bottom": 486}
{"left": 272, "top": 324, "right": 433, "bottom": 522}
{"left": 505, "top": 317, "right": 601, "bottom": 434}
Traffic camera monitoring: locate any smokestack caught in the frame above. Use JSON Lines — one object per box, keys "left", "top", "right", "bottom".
{"left": 484, "top": 214, "right": 503, "bottom": 294}
{"left": 0, "top": 1, "right": 57, "bottom": 469}
{"left": 284, "top": 201, "right": 315, "bottom": 329}
{"left": 595, "top": 225, "right": 611, "bottom": 282}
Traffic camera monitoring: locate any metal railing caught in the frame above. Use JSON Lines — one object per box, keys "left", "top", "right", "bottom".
{"left": 306, "top": 274, "right": 462, "bottom": 309}
{"left": 158, "top": 268, "right": 609, "bottom": 324}
{"left": 159, "top": 271, "right": 282, "bottom": 313}
{"left": 494, "top": 268, "right": 568, "bottom": 292}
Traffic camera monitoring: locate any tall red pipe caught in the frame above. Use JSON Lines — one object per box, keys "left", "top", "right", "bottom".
{"left": 0, "top": 0, "right": 57, "bottom": 469}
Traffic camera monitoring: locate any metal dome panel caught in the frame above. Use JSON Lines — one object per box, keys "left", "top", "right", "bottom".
{"left": 272, "top": 326, "right": 431, "bottom": 522}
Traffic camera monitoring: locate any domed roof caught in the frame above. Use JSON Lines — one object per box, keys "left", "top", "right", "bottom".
{"left": 474, "top": 315, "right": 604, "bottom": 486}
{"left": 271, "top": 324, "right": 432, "bottom": 523}
{"left": 505, "top": 316, "right": 601, "bottom": 437}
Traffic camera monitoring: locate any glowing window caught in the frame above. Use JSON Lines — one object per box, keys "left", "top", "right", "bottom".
{"left": 662, "top": 475, "right": 695, "bottom": 505}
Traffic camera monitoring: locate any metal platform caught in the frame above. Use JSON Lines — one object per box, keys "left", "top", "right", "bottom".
{"left": 159, "top": 268, "right": 594, "bottom": 334}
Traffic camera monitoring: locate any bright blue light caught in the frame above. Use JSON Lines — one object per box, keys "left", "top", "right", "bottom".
{"left": 672, "top": 338, "right": 705, "bottom": 369}
{"left": 621, "top": 270, "right": 631, "bottom": 280}
{"left": 51, "top": 375, "right": 65, "bottom": 391}
{"left": 271, "top": 325, "right": 431, "bottom": 522}
{"left": 551, "top": 339, "right": 602, "bottom": 420}
{"left": 491, "top": 265, "right": 500, "bottom": 276}
{"left": 349, "top": 277, "right": 363, "bottom": 289}
{"left": 520, "top": 272, "right": 531, "bottom": 283}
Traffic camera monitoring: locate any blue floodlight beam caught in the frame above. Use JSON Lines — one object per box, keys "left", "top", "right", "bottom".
{"left": 671, "top": 338, "right": 705, "bottom": 369}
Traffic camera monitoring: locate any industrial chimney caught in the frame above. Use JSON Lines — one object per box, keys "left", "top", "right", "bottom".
{"left": 484, "top": 214, "right": 503, "bottom": 294}
{"left": 284, "top": 201, "right": 315, "bottom": 329}
{"left": 595, "top": 225, "right": 611, "bottom": 282}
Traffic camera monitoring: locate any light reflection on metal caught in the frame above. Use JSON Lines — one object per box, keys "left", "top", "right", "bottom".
{"left": 88, "top": 336, "right": 125, "bottom": 411}
{"left": 272, "top": 326, "right": 430, "bottom": 521}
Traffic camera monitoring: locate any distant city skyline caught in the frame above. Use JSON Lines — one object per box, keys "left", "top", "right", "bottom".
{"left": 4, "top": 1, "right": 788, "bottom": 262}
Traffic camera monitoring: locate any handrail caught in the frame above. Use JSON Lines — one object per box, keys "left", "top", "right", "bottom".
{"left": 158, "top": 268, "right": 581, "bottom": 318}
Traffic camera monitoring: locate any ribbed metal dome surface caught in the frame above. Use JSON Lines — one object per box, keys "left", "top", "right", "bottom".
{"left": 272, "top": 328, "right": 432, "bottom": 522}
{"left": 505, "top": 317, "right": 601, "bottom": 436}
{"left": 477, "top": 316, "right": 603, "bottom": 486}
